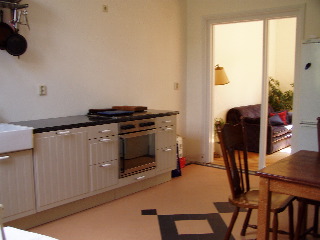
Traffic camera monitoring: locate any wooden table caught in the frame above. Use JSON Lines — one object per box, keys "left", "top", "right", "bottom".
{"left": 256, "top": 150, "right": 320, "bottom": 239}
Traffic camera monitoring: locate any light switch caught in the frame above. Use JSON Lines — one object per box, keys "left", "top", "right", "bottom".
{"left": 102, "top": 5, "right": 108, "bottom": 12}
{"left": 39, "top": 85, "right": 47, "bottom": 96}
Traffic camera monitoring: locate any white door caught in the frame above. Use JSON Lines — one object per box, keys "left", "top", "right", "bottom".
{"left": 292, "top": 42, "right": 320, "bottom": 152}
{"left": 205, "top": 6, "right": 304, "bottom": 169}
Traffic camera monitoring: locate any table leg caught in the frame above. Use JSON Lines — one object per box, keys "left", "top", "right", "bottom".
{"left": 257, "top": 177, "right": 271, "bottom": 240}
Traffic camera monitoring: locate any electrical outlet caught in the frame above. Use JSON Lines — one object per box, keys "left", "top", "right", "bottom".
{"left": 102, "top": 4, "right": 108, "bottom": 12}
{"left": 39, "top": 85, "right": 47, "bottom": 96}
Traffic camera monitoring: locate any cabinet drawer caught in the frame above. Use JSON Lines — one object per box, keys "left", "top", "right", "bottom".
{"left": 89, "top": 135, "right": 118, "bottom": 165}
{"left": 156, "top": 116, "right": 176, "bottom": 128}
{"left": 88, "top": 123, "right": 118, "bottom": 139}
{"left": 90, "top": 160, "right": 119, "bottom": 192}
{"left": 156, "top": 148, "right": 176, "bottom": 174}
{"left": 156, "top": 125, "right": 176, "bottom": 150}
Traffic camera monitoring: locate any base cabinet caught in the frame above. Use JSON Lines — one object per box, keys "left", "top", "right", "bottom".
{"left": 0, "top": 150, "right": 35, "bottom": 221}
{"left": 88, "top": 124, "right": 119, "bottom": 192}
{"left": 6, "top": 113, "right": 178, "bottom": 225}
{"left": 33, "top": 128, "right": 89, "bottom": 211}
{"left": 156, "top": 116, "right": 177, "bottom": 174}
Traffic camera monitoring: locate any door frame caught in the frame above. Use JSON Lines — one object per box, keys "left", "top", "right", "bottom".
{"left": 203, "top": 4, "right": 305, "bottom": 169}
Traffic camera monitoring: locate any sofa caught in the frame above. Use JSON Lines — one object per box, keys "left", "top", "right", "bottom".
{"left": 226, "top": 104, "right": 292, "bottom": 154}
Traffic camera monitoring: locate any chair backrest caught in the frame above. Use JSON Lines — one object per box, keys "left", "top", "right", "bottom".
{"left": 0, "top": 204, "right": 6, "bottom": 240}
{"left": 216, "top": 122, "right": 250, "bottom": 199}
{"left": 317, "top": 117, "right": 320, "bottom": 152}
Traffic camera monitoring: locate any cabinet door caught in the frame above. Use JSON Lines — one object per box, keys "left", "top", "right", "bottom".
{"left": 89, "top": 135, "right": 118, "bottom": 165}
{"left": 0, "top": 150, "right": 35, "bottom": 220}
{"left": 156, "top": 147, "right": 176, "bottom": 174}
{"left": 90, "top": 160, "right": 118, "bottom": 192}
{"left": 89, "top": 136, "right": 119, "bottom": 191}
{"left": 34, "top": 128, "right": 89, "bottom": 210}
{"left": 156, "top": 126, "right": 176, "bottom": 150}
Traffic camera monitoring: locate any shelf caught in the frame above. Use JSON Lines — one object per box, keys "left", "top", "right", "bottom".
{"left": 0, "top": 1, "right": 28, "bottom": 10}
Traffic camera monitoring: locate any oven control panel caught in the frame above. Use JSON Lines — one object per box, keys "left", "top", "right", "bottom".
{"left": 119, "top": 119, "right": 155, "bottom": 134}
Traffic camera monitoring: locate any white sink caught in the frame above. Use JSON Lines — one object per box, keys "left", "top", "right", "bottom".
{"left": 0, "top": 123, "right": 33, "bottom": 154}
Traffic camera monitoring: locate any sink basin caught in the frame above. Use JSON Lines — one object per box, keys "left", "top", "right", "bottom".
{"left": 0, "top": 123, "right": 33, "bottom": 154}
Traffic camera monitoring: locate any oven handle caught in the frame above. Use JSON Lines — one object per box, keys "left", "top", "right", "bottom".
{"left": 119, "top": 129, "right": 156, "bottom": 139}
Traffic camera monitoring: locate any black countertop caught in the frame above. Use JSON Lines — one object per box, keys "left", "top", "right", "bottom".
{"left": 11, "top": 110, "right": 179, "bottom": 134}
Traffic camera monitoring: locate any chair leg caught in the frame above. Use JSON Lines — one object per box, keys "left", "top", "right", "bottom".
{"left": 272, "top": 212, "right": 279, "bottom": 240}
{"left": 241, "top": 208, "right": 252, "bottom": 236}
{"left": 313, "top": 205, "right": 319, "bottom": 236}
{"left": 224, "top": 207, "right": 240, "bottom": 240}
{"left": 288, "top": 202, "right": 294, "bottom": 240}
{"left": 295, "top": 201, "right": 307, "bottom": 240}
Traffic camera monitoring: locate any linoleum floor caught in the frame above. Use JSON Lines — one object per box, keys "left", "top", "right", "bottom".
{"left": 29, "top": 164, "right": 316, "bottom": 240}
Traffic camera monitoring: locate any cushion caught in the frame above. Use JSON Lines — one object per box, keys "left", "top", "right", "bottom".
{"left": 269, "top": 114, "right": 284, "bottom": 126}
{"left": 270, "top": 111, "right": 288, "bottom": 125}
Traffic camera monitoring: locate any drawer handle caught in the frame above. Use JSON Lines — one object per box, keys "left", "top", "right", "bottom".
{"left": 56, "top": 130, "right": 71, "bottom": 135}
{"left": 136, "top": 176, "right": 146, "bottom": 180}
{"left": 100, "top": 163, "right": 112, "bottom": 168}
{"left": 163, "top": 120, "right": 172, "bottom": 123}
{"left": 99, "top": 129, "right": 111, "bottom": 133}
{"left": 164, "top": 148, "right": 172, "bottom": 152}
{"left": 100, "top": 138, "right": 112, "bottom": 143}
{"left": 164, "top": 127, "right": 173, "bottom": 131}
{"left": 0, "top": 156, "right": 10, "bottom": 161}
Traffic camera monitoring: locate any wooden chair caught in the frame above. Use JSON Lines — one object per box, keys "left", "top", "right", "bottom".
{"left": 294, "top": 117, "right": 320, "bottom": 240}
{"left": 216, "top": 122, "right": 294, "bottom": 240}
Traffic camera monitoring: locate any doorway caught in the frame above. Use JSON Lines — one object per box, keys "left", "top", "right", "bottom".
{"left": 204, "top": 6, "right": 304, "bottom": 170}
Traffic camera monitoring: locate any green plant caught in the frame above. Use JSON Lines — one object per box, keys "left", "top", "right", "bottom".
{"left": 268, "top": 77, "right": 294, "bottom": 112}
{"left": 214, "top": 118, "right": 225, "bottom": 130}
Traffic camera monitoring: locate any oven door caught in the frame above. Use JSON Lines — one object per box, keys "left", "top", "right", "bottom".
{"left": 119, "top": 129, "right": 156, "bottom": 178}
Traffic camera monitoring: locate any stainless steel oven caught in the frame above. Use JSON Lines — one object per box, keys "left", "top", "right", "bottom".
{"left": 119, "top": 119, "right": 156, "bottom": 178}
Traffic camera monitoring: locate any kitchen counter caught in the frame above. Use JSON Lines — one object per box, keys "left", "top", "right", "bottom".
{"left": 11, "top": 110, "right": 179, "bottom": 133}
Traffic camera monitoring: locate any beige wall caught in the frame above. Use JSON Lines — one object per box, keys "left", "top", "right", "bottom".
{"left": 213, "top": 18, "right": 296, "bottom": 122}
{"left": 0, "top": 0, "right": 187, "bottom": 136}
{"left": 185, "top": 0, "right": 320, "bottom": 162}
{"left": 213, "top": 21, "right": 263, "bottom": 121}
{"left": 268, "top": 18, "right": 296, "bottom": 92}
{"left": 1, "top": 0, "right": 320, "bottom": 163}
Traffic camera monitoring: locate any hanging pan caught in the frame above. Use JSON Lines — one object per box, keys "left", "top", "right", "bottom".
{"left": 0, "top": 10, "right": 14, "bottom": 50}
{"left": 6, "top": 30, "right": 27, "bottom": 56}
{"left": 6, "top": 9, "right": 27, "bottom": 56}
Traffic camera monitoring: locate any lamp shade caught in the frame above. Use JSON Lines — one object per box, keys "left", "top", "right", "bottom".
{"left": 215, "top": 65, "right": 229, "bottom": 85}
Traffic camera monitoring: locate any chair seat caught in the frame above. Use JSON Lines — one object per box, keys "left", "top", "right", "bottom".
{"left": 230, "top": 189, "right": 294, "bottom": 212}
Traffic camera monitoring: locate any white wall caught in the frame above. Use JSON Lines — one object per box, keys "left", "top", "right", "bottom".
{"left": 268, "top": 18, "right": 296, "bottom": 91}
{"left": 213, "top": 21, "right": 263, "bottom": 121}
{"left": 185, "top": 0, "right": 320, "bottom": 162}
{"left": 0, "top": 0, "right": 187, "bottom": 135}
{"left": 213, "top": 18, "right": 296, "bottom": 122}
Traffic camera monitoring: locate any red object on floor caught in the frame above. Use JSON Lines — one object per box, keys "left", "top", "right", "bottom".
{"left": 179, "top": 157, "right": 186, "bottom": 168}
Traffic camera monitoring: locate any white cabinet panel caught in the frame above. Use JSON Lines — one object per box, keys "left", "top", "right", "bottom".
{"left": 156, "top": 148, "right": 176, "bottom": 174}
{"left": 88, "top": 124, "right": 119, "bottom": 192}
{"left": 156, "top": 126, "right": 176, "bottom": 150}
{"left": 0, "top": 150, "right": 35, "bottom": 221}
{"left": 90, "top": 160, "right": 118, "bottom": 191}
{"left": 87, "top": 123, "right": 118, "bottom": 139}
{"left": 155, "top": 116, "right": 177, "bottom": 173}
{"left": 33, "top": 128, "right": 89, "bottom": 210}
{"left": 89, "top": 135, "right": 118, "bottom": 166}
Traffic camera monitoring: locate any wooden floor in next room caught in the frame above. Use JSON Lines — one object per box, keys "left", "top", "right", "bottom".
{"left": 212, "top": 147, "right": 292, "bottom": 171}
